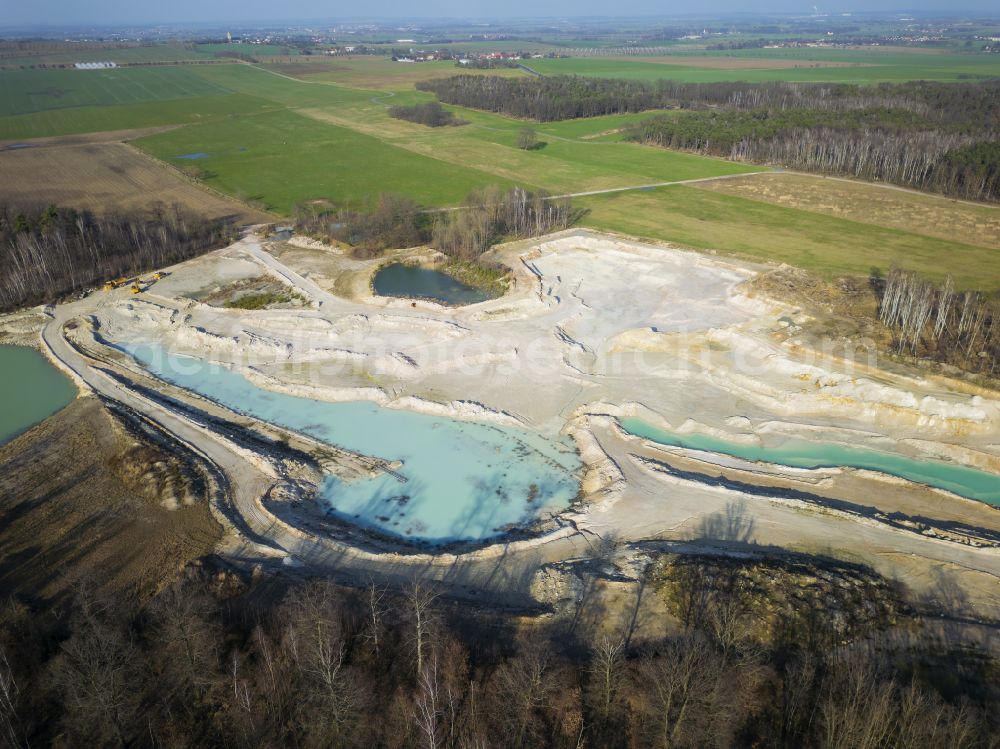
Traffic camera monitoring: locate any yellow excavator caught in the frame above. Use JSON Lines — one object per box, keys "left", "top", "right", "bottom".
{"left": 103, "top": 273, "right": 163, "bottom": 293}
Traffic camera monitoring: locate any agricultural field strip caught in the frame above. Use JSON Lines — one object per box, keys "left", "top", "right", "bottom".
{"left": 549, "top": 171, "right": 772, "bottom": 199}
{"left": 134, "top": 108, "right": 522, "bottom": 213}
{"left": 577, "top": 186, "right": 1000, "bottom": 290}
{"left": 524, "top": 53, "right": 1000, "bottom": 83}
{"left": 0, "top": 67, "right": 233, "bottom": 117}
{"left": 0, "top": 139, "right": 269, "bottom": 229}
{"left": 292, "top": 104, "right": 753, "bottom": 196}
{"left": 0, "top": 92, "right": 284, "bottom": 141}
{"left": 259, "top": 59, "right": 529, "bottom": 89}
{"left": 695, "top": 171, "right": 1000, "bottom": 250}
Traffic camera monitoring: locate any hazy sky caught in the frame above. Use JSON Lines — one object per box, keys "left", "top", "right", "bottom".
{"left": 5, "top": 0, "right": 999, "bottom": 27}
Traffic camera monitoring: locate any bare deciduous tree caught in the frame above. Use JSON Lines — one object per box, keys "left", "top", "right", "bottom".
{"left": 406, "top": 580, "right": 440, "bottom": 680}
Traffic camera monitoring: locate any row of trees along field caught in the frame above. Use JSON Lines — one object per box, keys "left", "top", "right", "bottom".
{"left": 878, "top": 269, "right": 999, "bottom": 376}
{"left": 1, "top": 554, "right": 994, "bottom": 749}
{"left": 0, "top": 204, "right": 238, "bottom": 312}
{"left": 417, "top": 76, "right": 1000, "bottom": 201}
{"left": 294, "top": 186, "right": 580, "bottom": 259}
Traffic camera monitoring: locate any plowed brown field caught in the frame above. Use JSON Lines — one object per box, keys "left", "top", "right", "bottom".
{"left": 0, "top": 132, "right": 271, "bottom": 223}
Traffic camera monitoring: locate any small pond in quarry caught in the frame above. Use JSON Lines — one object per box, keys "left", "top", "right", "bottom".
{"left": 125, "top": 345, "right": 581, "bottom": 543}
{"left": 620, "top": 418, "right": 1000, "bottom": 506}
{"left": 0, "top": 345, "right": 76, "bottom": 446}
{"left": 373, "top": 264, "right": 491, "bottom": 306}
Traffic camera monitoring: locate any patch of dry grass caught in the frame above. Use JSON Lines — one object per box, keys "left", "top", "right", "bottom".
{"left": 695, "top": 172, "right": 1000, "bottom": 251}
{"left": 580, "top": 185, "right": 1000, "bottom": 290}
{"left": 0, "top": 137, "right": 270, "bottom": 223}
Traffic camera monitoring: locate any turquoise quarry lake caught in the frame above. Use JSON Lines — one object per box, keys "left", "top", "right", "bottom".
{"left": 620, "top": 417, "right": 1000, "bottom": 505}
{"left": 0, "top": 345, "right": 76, "bottom": 446}
{"left": 126, "top": 345, "right": 581, "bottom": 542}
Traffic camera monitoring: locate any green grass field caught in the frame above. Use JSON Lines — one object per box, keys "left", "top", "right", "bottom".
{"left": 135, "top": 108, "right": 521, "bottom": 213}
{"left": 120, "top": 64, "right": 757, "bottom": 208}
{"left": 291, "top": 87, "right": 757, "bottom": 194}
{"left": 2, "top": 56, "right": 997, "bottom": 289}
{"left": 398, "top": 115, "right": 754, "bottom": 192}
{"left": 0, "top": 63, "right": 373, "bottom": 140}
{"left": 259, "top": 58, "right": 527, "bottom": 89}
{"left": 579, "top": 186, "right": 1000, "bottom": 290}
{"left": 174, "top": 63, "right": 375, "bottom": 108}
{"left": 526, "top": 52, "right": 1000, "bottom": 83}
{"left": 0, "top": 44, "right": 203, "bottom": 68}
{"left": 0, "top": 93, "right": 279, "bottom": 141}
{"left": 0, "top": 67, "right": 232, "bottom": 117}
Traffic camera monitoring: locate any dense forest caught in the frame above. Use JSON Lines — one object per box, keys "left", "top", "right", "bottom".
{"left": 624, "top": 114, "right": 1000, "bottom": 202}
{"left": 0, "top": 204, "right": 238, "bottom": 312}
{"left": 1, "top": 554, "right": 994, "bottom": 748}
{"left": 295, "top": 186, "right": 579, "bottom": 260}
{"left": 417, "top": 76, "right": 1000, "bottom": 201}
{"left": 418, "top": 76, "right": 1000, "bottom": 124}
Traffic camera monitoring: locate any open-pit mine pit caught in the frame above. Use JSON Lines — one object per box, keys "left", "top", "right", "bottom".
{"left": 38, "top": 228, "right": 1000, "bottom": 615}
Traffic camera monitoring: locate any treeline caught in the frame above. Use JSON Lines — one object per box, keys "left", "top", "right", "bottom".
{"left": 417, "top": 76, "right": 1000, "bottom": 201}
{"left": 294, "top": 186, "right": 580, "bottom": 260}
{"left": 417, "top": 76, "right": 1000, "bottom": 125}
{"left": 454, "top": 58, "right": 523, "bottom": 69}
{"left": 878, "top": 269, "right": 999, "bottom": 375}
{"left": 432, "top": 186, "right": 578, "bottom": 260}
{"left": 0, "top": 558, "right": 994, "bottom": 748}
{"left": 388, "top": 101, "right": 467, "bottom": 127}
{"left": 624, "top": 111, "right": 1000, "bottom": 201}
{"left": 417, "top": 75, "right": 673, "bottom": 121}
{"left": 0, "top": 204, "right": 238, "bottom": 312}
{"left": 294, "top": 194, "right": 427, "bottom": 258}
{"left": 212, "top": 50, "right": 259, "bottom": 63}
